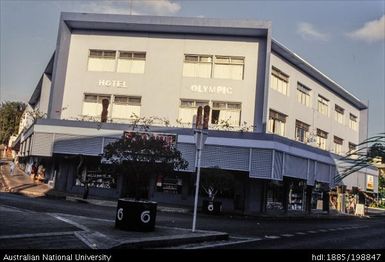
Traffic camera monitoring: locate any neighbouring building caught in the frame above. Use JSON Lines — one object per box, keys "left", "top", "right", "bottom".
{"left": 13, "top": 12, "right": 378, "bottom": 214}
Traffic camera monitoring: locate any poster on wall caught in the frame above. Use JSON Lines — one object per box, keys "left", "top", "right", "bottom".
{"left": 366, "top": 175, "right": 374, "bottom": 191}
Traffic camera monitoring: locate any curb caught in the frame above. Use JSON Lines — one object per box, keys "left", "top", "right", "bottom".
{"left": 111, "top": 231, "right": 229, "bottom": 249}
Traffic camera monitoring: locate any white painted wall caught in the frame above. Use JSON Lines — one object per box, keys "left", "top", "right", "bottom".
{"left": 59, "top": 31, "right": 262, "bottom": 128}
{"left": 268, "top": 53, "right": 362, "bottom": 155}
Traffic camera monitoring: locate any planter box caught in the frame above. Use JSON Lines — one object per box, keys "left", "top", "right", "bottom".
{"left": 202, "top": 199, "right": 222, "bottom": 215}
{"left": 115, "top": 199, "right": 157, "bottom": 232}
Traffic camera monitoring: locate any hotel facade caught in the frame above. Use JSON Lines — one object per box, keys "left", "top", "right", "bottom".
{"left": 15, "top": 12, "right": 378, "bottom": 214}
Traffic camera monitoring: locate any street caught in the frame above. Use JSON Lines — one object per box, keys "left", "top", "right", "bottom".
{"left": 0, "top": 193, "right": 384, "bottom": 250}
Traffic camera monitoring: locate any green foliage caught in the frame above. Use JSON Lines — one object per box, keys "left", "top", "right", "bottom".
{"left": 0, "top": 101, "right": 26, "bottom": 144}
{"left": 101, "top": 132, "right": 188, "bottom": 200}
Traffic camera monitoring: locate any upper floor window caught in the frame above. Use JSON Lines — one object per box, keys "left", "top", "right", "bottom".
{"left": 316, "top": 129, "right": 328, "bottom": 150}
{"left": 268, "top": 109, "right": 287, "bottom": 136}
{"left": 349, "top": 113, "right": 358, "bottom": 130}
{"left": 317, "top": 95, "right": 329, "bottom": 116}
{"left": 117, "top": 51, "right": 146, "bottom": 74}
{"left": 88, "top": 50, "right": 116, "bottom": 72}
{"left": 297, "top": 82, "right": 311, "bottom": 107}
{"left": 348, "top": 142, "right": 356, "bottom": 153}
{"left": 112, "top": 95, "right": 141, "bottom": 120}
{"left": 295, "top": 120, "right": 310, "bottom": 143}
{"left": 82, "top": 94, "right": 111, "bottom": 120}
{"left": 333, "top": 136, "right": 343, "bottom": 155}
{"left": 211, "top": 101, "right": 241, "bottom": 126}
{"left": 334, "top": 105, "right": 345, "bottom": 124}
{"left": 183, "top": 55, "right": 213, "bottom": 78}
{"left": 87, "top": 49, "right": 146, "bottom": 74}
{"left": 271, "top": 67, "right": 289, "bottom": 96}
{"left": 183, "top": 54, "right": 245, "bottom": 80}
{"left": 178, "top": 99, "right": 209, "bottom": 125}
{"left": 213, "top": 56, "right": 244, "bottom": 80}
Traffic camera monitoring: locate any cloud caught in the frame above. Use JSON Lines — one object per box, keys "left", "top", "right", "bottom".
{"left": 70, "top": 0, "right": 181, "bottom": 16}
{"left": 347, "top": 14, "right": 385, "bottom": 43}
{"left": 296, "top": 22, "right": 330, "bottom": 41}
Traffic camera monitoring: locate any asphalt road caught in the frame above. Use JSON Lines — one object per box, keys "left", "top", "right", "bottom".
{"left": 0, "top": 193, "right": 384, "bottom": 250}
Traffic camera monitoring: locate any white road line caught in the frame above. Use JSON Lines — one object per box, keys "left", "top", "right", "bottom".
{"left": 0, "top": 231, "right": 78, "bottom": 240}
{"left": 264, "top": 235, "right": 280, "bottom": 239}
{"left": 50, "top": 214, "right": 91, "bottom": 232}
{"left": 318, "top": 229, "right": 328, "bottom": 232}
{"left": 281, "top": 234, "right": 295, "bottom": 237}
{"left": 307, "top": 230, "right": 317, "bottom": 234}
{"left": 295, "top": 232, "right": 306, "bottom": 235}
{"left": 329, "top": 228, "right": 337, "bottom": 231}
{"left": 186, "top": 238, "right": 263, "bottom": 249}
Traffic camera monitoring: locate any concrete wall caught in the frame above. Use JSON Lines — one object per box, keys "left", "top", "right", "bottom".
{"left": 268, "top": 53, "right": 362, "bottom": 154}
{"left": 55, "top": 31, "right": 264, "bottom": 129}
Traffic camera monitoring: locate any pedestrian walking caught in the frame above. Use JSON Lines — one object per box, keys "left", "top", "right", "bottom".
{"left": 9, "top": 161, "right": 15, "bottom": 176}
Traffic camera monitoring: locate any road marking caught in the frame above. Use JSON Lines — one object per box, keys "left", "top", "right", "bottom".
{"left": 264, "top": 235, "right": 280, "bottom": 239}
{"left": 295, "top": 232, "right": 306, "bottom": 235}
{"left": 281, "top": 234, "right": 295, "bottom": 237}
{"left": 0, "top": 231, "right": 78, "bottom": 240}
{"left": 185, "top": 237, "right": 263, "bottom": 249}
{"left": 307, "top": 230, "right": 317, "bottom": 234}
{"left": 329, "top": 228, "right": 337, "bottom": 231}
{"left": 318, "top": 229, "right": 328, "bottom": 232}
{"left": 51, "top": 214, "right": 91, "bottom": 232}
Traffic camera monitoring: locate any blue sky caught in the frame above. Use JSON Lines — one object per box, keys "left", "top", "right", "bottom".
{"left": 0, "top": 0, "right": 384, "bottom": 137}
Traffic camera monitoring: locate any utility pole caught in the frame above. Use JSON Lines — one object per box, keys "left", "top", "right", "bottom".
{"left": 192, "top": 105, "right": 209, "bottom": 232}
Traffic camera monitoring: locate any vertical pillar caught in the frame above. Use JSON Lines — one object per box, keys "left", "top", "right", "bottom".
{"left": 306, "top": 186, "right": 313, "bottom": 214}
{"left": 283, "top": 178, "right": 289, "bottom": 213}
{"left": 323, "top": 190, "right": 330, "bottom": 213}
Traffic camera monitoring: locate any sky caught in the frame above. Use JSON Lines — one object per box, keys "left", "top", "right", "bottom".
{"left": 0, "top": 0, "right": 384, "bottom": 137}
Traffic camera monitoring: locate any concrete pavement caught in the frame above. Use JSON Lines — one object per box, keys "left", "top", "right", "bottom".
{"left": 0, "top": 160, "right": 229, "bottom": 249}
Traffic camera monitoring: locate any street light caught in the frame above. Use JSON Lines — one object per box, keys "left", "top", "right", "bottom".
{"left": 192, "top": 105, "right": 209, "bottom": 232}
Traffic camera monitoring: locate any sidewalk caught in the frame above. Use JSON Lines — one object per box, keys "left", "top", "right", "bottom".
{"left": 0, "top": 160, "right": 228, "bottom": 249}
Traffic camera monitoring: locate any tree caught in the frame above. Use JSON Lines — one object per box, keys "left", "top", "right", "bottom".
{"left": 0, "top": 101, "right": 26, "bottom": 144}
{"left": 336, "top": 133, "right": 385, "bottom": 183}
{"left": 101, "top": 132, "right": 188, "bottom": 200}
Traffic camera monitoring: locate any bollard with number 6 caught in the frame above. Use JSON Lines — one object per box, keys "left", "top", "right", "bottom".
{"left": 115, "top": 199, "right": 157, "bottom": 232}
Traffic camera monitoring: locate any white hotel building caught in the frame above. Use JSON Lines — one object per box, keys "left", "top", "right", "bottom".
{"left": 15, "top": 12, "right": 378, "bottom": 214}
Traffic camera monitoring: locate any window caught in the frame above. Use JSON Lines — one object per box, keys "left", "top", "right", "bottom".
{"left": 297, "top": 83, "right": 311, "bottom": 106}
{"left": 183, "top": 54, "right": 245, "bottom": 80}
{"left": 295, "top": 120, "right": 310, "bottom": 143}
{"left": 317, "top": 95, "right": 329, "bottom": 116}
{"left": 268, "top": 110, "right": 286, "bottom": 136}
{"left": 333, "top": 136, "right": 343, "bottom": 155}
{"left": 335, "top": 105, "right": 345, "bottom": 124}
{"left": 348, "top": 142, "right": 356, "bottom": 153}
{"left": 271, "top": 67, "right": 289, "bottom": 95}
{"left": 183, "top": 55, "right": 213, "bottom": 78}
{"left": 117, "top": 51, "right": 146, "bottom": 74}
{"left": 316, "top": 129, "right": 328, "bottom": 150}
{"left": 178, "top": 99, "right": 209, "bottom": 124}
{"left": 88, "top": 50, "right": 116, "bottom": 72}
{"left": 111, "top": 96, "right": 141, "bottom": 120}
{"left": 349, "top": 113, "right": 358, "bottom": 130}
{"left": 211, "top": 101, "right": 241, "bottom": 126}
{"left": 348, "top": 142, "right": 358, "bottom": 158}
{"left": 213, "top": 56, "right": 244, "bottom": 80}
{"left": 82, "top": 94, "right": 110, "bottom": 118}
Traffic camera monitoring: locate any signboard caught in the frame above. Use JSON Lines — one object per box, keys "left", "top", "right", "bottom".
{"left": 98, "top": 79, "right": 127, "bottom": 88}
{"left": 355, "top": 203, "right": 365, "bottom": 216}
{"left": 366, "top": 175, "right": 374, "bottom": 191}
{"left": 123, "top": 131, "right": 177, "bottom": 149}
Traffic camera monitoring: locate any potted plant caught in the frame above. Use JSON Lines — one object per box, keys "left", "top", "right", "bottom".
{"left": 101, "top": 131, "right": 188, "bottom": 231}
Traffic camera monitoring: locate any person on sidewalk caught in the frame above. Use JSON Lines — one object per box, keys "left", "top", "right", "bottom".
{"left": 9, "top": 161, "right": 15, "bottom": 176}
